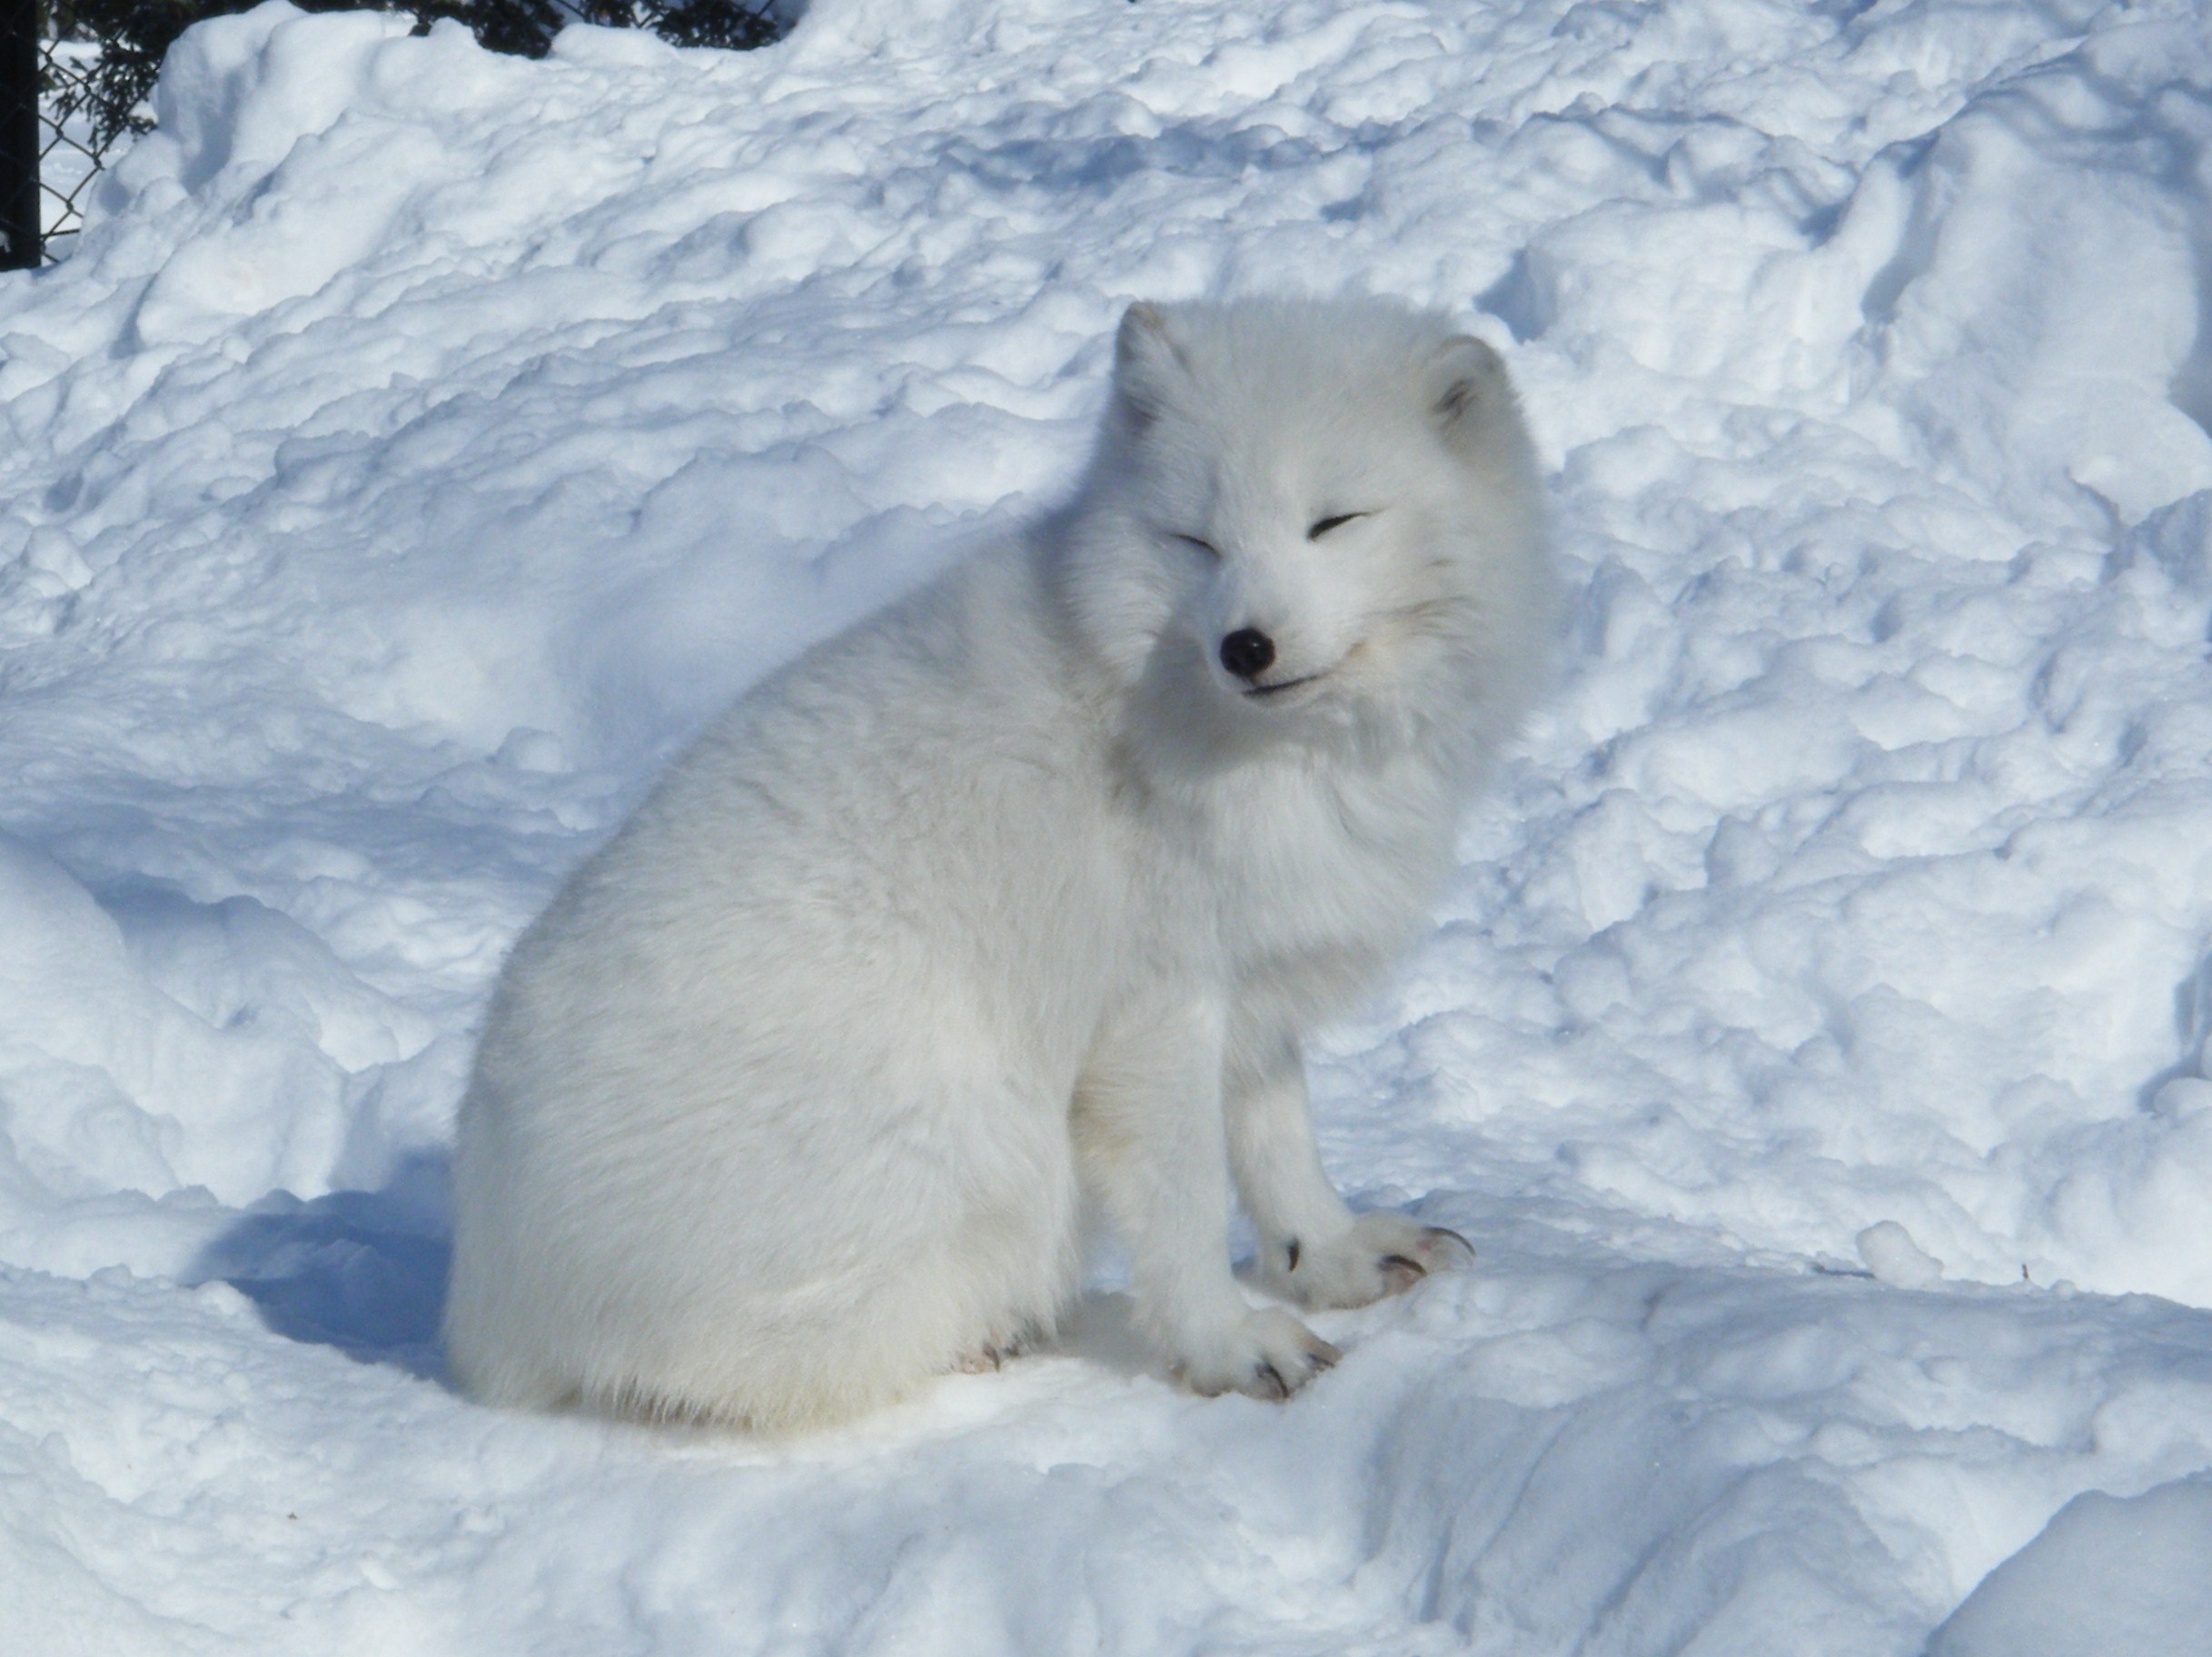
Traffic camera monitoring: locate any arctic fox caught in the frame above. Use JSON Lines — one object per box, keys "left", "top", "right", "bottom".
{"left": 444, "top": 296, "right": 1554, "bottom": 1429}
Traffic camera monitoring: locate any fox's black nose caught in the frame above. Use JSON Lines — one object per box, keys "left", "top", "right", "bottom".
{"left": 1219, "top": 628, "right": 1275, "bottom": 680}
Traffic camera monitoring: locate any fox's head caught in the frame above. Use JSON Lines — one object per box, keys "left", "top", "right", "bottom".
{"left": 1056, "top": 296, "right": 1552, "bottom": 762}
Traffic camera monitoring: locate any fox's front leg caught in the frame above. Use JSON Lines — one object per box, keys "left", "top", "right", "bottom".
{"left": 1073, "top": 994, "right": 1339, "bottom": 1400}
{"left": 1225, "top": 1023, "right": 1473, "bottom": 1309}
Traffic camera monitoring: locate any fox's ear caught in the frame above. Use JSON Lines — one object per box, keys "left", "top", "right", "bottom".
{"left": 1427, "top": 334, "right": 1509, "bottom": 444}
{"left": 1113, "top": 302, "right": 1190, "bottom": 427}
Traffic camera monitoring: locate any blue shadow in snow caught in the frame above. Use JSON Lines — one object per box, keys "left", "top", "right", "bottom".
{"left": 193, "top": 1150, "right": 453, "bottom": 1382}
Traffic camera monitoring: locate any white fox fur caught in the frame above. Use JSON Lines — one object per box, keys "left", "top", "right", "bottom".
{"left": 444, "top": 296, "right": 1555, "bottom": 1429}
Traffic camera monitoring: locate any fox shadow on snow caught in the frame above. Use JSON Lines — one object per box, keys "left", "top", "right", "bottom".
{"left": 189, "top": 1148, "right": 1192, "bottom": 1391}
{"left": 193, "top": 1149, "right": 454, "bottom": 1382}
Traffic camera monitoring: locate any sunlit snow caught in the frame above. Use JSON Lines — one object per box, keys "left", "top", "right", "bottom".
{"left": 5, "top": 0, "right": 2212, "bottom": 1649}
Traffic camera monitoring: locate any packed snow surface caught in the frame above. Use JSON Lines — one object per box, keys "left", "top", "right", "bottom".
{"left": 6, "top": 0, "right": 2212, "bottom": 1648}
{"left": 1927, "top": 1473, "right": 2212, "bottom": 1657}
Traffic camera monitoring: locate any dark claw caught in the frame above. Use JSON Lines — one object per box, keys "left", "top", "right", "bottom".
{"left": 1379, "top": 1253, "right": 1427, "bottom": 1295}
{"left": 1429, "top": 1226, "right": 1477, "bottom": 1266}
{"left": 1254, "top": 1361, "right": 1288, "bottom": 1401}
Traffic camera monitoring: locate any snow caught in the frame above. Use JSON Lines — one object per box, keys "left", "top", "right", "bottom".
{"left": 5, "top": 0, "right": 2212, "bottom": 1647}
{"left": 1928, "top": 1475, "right": 2212, "bottom": 1657}
{"left": 1856, "top": 1220, "right": 1943, "bottom": 1290}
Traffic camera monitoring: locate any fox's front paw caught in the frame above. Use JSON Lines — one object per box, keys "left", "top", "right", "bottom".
{"left": 1174, "top": 1308, "right": 1341, "bottom": 1401}
{"left": 1271, "top": 1212, "right": 1473, "bottom": 1310}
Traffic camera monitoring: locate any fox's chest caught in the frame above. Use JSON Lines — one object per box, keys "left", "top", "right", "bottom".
{"left": 1191, "top": 758, "right": 1459, "bottom": 998}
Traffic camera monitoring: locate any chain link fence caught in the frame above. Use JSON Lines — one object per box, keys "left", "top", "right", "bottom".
{"left": 24, "top": 35, "right": 108, "bottom": 263}
{"left": 3, "top": 2, "right": 115, "bottom": 269}
{"left": 3, "top": 0, "right": 788, "bottom": 272}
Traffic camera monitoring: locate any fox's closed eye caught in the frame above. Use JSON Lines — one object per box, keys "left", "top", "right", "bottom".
{"left": 1173, "top": 533, "right": 1220, "bottom": 558}
{"left": 1307, "top": 512, "right": 1368, "bottom": 540}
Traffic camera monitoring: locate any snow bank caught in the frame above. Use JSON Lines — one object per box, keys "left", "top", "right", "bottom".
{"left": 5, "top": 0, "right": 2212, "bottom": 1648}
{"left": 1929, "top": 1474, "right": 2212, "bottom": 1657}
